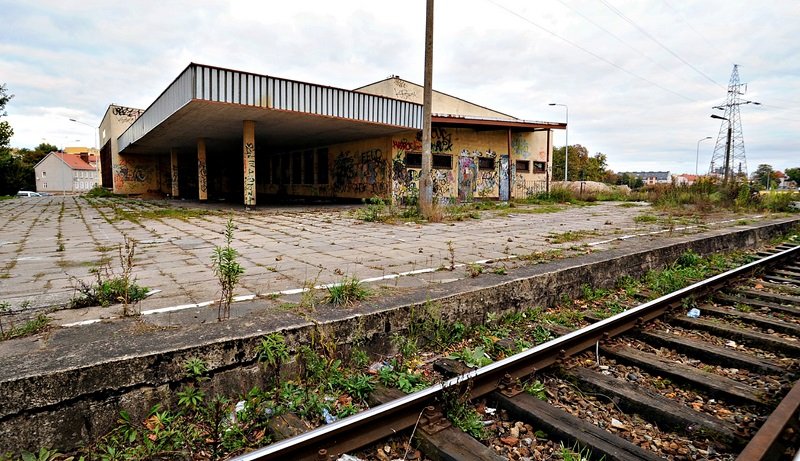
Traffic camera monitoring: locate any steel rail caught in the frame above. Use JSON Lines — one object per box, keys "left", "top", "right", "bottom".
{"left": 234, "top": 245, "right": 800, "bottom": 461}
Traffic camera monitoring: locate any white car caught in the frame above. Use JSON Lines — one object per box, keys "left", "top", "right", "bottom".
{"left": 16, "top": 191, "right": 42, "bottom": 197}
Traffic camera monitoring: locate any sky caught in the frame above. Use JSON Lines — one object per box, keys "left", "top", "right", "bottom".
{"left": 1, "top": 0, "right": 798, "bottom": 175}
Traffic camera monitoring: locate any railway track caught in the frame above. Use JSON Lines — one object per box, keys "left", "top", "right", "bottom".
{"left": 235, "top": 243, "right": 800, "bottom": 461}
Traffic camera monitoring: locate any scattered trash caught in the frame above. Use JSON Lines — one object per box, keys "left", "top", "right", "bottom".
{"left": 322, "top": 408, "right": 337, "bottom": 424}
{"left": 226, "top": 400, "right": 247, "bottom": 428}
{"left": 368, "top": 361, "right": 392, "bottom": 374}
{"left": 484, "top": 407, "right": 497, "bottom": 416}
{"left": 337, "top": 455, "right": 364, "bottom": 461}
{"left": 725, "top": 340, "right": 737, "bottom": 348}
{"left": 687, "top": 308, "right": 701, "bottom": 318}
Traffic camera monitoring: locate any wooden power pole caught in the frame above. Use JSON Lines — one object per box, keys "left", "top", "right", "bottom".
{"left": 419, "top": 0, "right": 434, "bottom": 218}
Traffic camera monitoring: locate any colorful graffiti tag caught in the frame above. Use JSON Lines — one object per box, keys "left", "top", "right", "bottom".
{"left": 511, "top": 134, "right": 530, "bottom": 159}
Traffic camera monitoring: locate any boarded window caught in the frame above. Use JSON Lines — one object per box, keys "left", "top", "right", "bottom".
{"left": 515, "top": 160, "right": 530, "bottom": 172}
{"left": 303, "top": 150, "right": 314, "bottom": 184}
{"left": 404, "top": 153, "right": 422, "bottom": 168}
{"left": 316, "top": 148, "right": 329, "bottom": 185}
{"left": 404, "top": 153, "right": 451, "bottom": 169}
{"left": 478, "top": 157, "right": 495, "bottom": 170}
{"left": 533, "top": 161, "right": 546, "bottom": 173}
{"left": 433, "top": 154, "right": 452, "bottom": 169}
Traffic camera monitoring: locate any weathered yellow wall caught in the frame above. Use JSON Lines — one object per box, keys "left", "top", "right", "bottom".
{"left": 389, "top": 127, "right": 551, "bottom": 203}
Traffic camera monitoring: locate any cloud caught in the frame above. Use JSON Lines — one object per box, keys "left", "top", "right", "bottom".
{"left": 1, "top": 0, "right": 798, "bottom": 174}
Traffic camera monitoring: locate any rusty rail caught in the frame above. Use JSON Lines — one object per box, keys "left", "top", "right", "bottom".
{"left": 234, "top": 245, "right": 800, "bottom": 461}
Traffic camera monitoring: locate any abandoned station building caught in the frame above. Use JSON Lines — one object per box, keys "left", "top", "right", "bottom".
{"left": 98, "top": 63, "right": 565, "bottom": 206}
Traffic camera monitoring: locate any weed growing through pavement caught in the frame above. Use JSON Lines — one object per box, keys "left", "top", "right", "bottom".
{"left": 466, "top": 262, "right": 483, "bottom": 277}
{"left": 326, "top": 276, "right": 369, "bottom": 306}
{"left": 211, "top": 218, "right": 244, "bottom": 321}
{"left": 69, "top": 237, "right": 148, "bottom": 313}
{"left": 1, "top": 313, "right": 51, "bottom": 341}
{"left": 447, "top": 240, "right": 455, "bottom": 270}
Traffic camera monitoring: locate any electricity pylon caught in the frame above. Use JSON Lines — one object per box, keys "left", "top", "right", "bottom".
{"left": 708, "top": 64, "right": 760, "bottom": 183}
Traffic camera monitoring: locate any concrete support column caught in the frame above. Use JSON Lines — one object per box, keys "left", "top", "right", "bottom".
{"left": 170, "top": 148, "right": 179, "bottom": 198}
{"left": 243, "top": 120, "right": 256, "bottom": 208}
{"left": 197, "top": 138, "right": 208, "bottom": 201}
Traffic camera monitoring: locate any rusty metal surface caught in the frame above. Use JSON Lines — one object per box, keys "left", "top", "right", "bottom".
{"left": 233, "top": 245, "right": 800, "bottom": 461}
{"left": 736, "top": 378, "right": 800, "bottom": 461}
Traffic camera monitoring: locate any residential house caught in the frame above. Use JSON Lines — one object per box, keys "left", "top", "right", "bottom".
{"left": 34, "top": 152, "right": 98, "bottom": 194}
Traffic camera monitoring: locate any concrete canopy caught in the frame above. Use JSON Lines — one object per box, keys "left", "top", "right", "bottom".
{"left": 118, "top": 63, "right": 423, "bottom": 155}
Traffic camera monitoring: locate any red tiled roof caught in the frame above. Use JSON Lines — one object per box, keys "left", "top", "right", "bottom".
{"left": 53, "top": 152, "right": 95, "bottom": 170}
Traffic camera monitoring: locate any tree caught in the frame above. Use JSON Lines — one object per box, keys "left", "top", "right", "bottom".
{"left": 751, "top": 164, "right": 779, "bottom": 190}
{"left": 0, "top": 83, "right": 12, "bottom": 152}
{"left": 785, "top": 167, "right": 800, "bottom": 185}
{"left": 0, "top": 83, "right": 20, "bottom": 195}
{"left": 552, "top": 144, "right": 610, "bottom": 182}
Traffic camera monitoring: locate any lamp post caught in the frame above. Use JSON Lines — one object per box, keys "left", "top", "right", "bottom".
{"left": 695, "top": 136, "right": 712, "bottom": 177}
{"left": 549, "top": 103, "right": 568, "bottom": 182}
{"left": 710, "top": 114, "right": 732, "bottom": 183}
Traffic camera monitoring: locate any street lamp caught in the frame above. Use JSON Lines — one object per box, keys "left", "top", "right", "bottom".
{"left": 695, "top": 136, "right": 712, "bottom": 176}
{"left": 710, "top": 114, "right": 732, "bottom": 183}
{"left": 549, "top": 103, "right": 568, "bottom": 182}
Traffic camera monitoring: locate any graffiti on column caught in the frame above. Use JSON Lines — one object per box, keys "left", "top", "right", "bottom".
{"left": 170, "top": 155, "right": 179, "bottom": 197}
{"left": 198, "top": 158, "right": 208, "bottom": 195}
{"left": 244, "top": 142, "right": 256, "bottom": 205}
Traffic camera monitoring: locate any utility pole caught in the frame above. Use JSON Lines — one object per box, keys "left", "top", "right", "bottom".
{"left": 419, "top": 0, "right": 434, "bottom": 218}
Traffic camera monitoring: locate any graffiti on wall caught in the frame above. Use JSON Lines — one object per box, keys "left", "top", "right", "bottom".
{"left": 112, "top": 106, "right": 144, "bottom": 124}
{"left": 332, "top": 148, "right": 388, "bottom": 195}
{"left": 392, "top": 152, "right": 417, "bottom": 205}
{"left": 431, "top": 127, "right": 453, "bottom": 153}
{"left": 244, "top": 142, "right": 256, "bottom": 205}
{"left": 392, "top": 138, "right": 422, "bottom": 152}
{"left": 392, "top": 79, "right": 418, "bottom": 101}
{"left": 113, "top": 158, "right": 154, "bottom": 192}
{"left": 511, "top": 134, "right": 530, "bottom": 160}
{"left": 457, "top": 152, "right": 477, "bottom": 202}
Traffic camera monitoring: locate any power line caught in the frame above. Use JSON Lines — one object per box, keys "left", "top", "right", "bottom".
{"left": 554, "top": 0, "right": 674, "bottom": 75}
{"left": 598, "top": 0, "right": 725, "bottom": 90}
{"left": 485, "top": 0, "right": 698, "bottom": 102}
{"left": 661, "top": 0, "right": 733, "bottom": 64}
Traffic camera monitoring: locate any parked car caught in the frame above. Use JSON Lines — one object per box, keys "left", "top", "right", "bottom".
{"left": 16, "top": 191, "right": 42, "bottom": 197}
